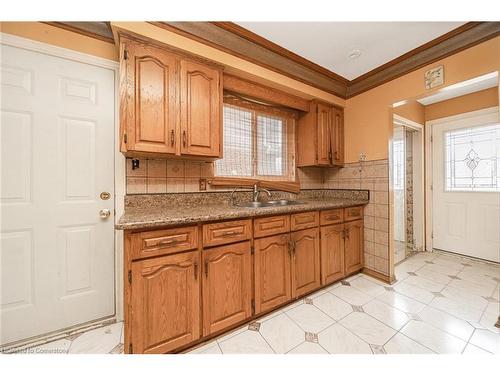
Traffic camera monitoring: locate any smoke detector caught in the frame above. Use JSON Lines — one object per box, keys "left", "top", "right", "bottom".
{"left": 348, "top": 49, "right": 362, "bottom": 60}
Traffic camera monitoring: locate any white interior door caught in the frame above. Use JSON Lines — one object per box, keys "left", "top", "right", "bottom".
{"left": 1, "top": 43, "right": 116, "bottom": 345}
{"left": 432, "top": 108, "right": 500, "bottom": 262}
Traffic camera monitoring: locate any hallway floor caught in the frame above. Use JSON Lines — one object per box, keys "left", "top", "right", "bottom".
{"left": 11, "top": 251, "right": 500, "bottom": 354}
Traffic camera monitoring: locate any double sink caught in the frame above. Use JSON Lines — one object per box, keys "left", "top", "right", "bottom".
{"left": 235, "top": 199, "right": 304, "bottom": 208}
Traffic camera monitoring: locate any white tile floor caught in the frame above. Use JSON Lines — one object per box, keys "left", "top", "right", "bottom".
{"left": 12, "top": 251, "right": 500, "bottom": 354}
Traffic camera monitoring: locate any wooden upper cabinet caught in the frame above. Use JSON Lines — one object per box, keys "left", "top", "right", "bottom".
{"left": 254, "top": 234, "right": 292, "bottom": 314}
{"left": 130, "top": 251, "right": 200, "bottom": 354}
{"left": 120, "top": 37, "right": 222, "bottom": 159}
{"left": 291, "top": 227, "right": 320, "bottom": 298}
{"left": 316, "top": 102, "right": 333, "bottom": 165}
{"left": 320, "top": 224, "right": 345, "bottom": 285}
{"left": 180, "top": 60, "right": 222, "bottom": 157}
{"left": 344, "top": 219, "right": 364, "bottom": 274}
{"left": 122, "top": 39, "right": 177, "bottom": 155}
{"left": 331, "top": 106, "right": 344, "bottom": 166}
{"left": 202, "top": 241, "right": 252, "bottom": 336}
{"left": 297, "top": 101, "right": 344, "bottom": 167}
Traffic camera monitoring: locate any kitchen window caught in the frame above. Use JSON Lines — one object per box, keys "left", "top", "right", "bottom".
{"left": 215, "top": 97, "right": 296, "bottom": 182}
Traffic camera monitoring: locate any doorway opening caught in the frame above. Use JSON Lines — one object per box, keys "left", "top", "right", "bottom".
{"left": 391, "top": 115, "right": 425, "bottom": 265}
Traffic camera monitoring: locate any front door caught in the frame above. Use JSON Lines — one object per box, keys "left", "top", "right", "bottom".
{"left": 432, "top": 109, "right": 500, "bottom": 262}
{"left": 1, "top": 43, "right": 116, "bottom": 345}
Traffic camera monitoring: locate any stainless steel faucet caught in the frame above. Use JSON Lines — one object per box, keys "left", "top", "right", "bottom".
{"left": 252, "top": 184, "right": 271, "bottom": 202}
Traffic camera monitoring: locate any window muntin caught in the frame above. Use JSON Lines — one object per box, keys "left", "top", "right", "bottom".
{"left": 445, "top": 123, "right": 500, "bottom": 192}
{"left": 215, "top": 103, "right": 295, "bottom": 181}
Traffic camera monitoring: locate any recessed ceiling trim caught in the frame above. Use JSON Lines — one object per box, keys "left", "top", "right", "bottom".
{"left": 417, "top": 72, "right": 498, "bottom": 106}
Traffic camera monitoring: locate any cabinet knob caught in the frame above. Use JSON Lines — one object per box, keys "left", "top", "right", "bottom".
{"left": 182, "top": 130, "right": 187, "bottom": 147}
{"left": 170, "top": 130, "right": 175, "bottom": 146}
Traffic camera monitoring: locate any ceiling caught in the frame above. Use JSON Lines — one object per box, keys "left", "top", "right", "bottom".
{"left": 236, "top": 22, "right": 466, "bottom": 80}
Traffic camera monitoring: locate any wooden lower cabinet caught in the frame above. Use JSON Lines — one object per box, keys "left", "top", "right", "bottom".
{"left": 202, "top": 241, "right": 252, "bottom": 336}
{"left": 344, "top": 220, "right": 364, "bottom": 274}
{"left": 291, "top": 227, "right": 321, "bottom": 298}
{"left": 254, "top": 234, "right": 292, "bottom": 314}
{"left": 320, "top": 224, "right": 345, "bottom": 285}
{"left": 130, "top": 251, "right": 200, "bottom": 354}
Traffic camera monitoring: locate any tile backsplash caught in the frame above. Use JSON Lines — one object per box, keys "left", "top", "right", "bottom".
{"left": 126, "top": 158, "right": 214, "bottom": 194}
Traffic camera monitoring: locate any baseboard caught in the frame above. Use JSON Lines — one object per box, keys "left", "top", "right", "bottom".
{"left": 362, "top": 267, "right": 395, "bottom": 284}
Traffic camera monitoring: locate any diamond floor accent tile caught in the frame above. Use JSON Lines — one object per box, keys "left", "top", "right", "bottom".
{"left": 406, "top": 313, "right": 422, "bottom": 321}
{"left": 407, "top": 272, "right": 417, "bottom": 276}
{"left": 462, "top": 263, "right": 472, "bottom": 267}
{"left": 248, "top": 322, "right": 261, "bottom": 332}
{"left": 448, "top": 275, "right": 461, "bottom": 280}
{"left": 109, "top": 343, "right": 124, "bottom": 354}
{"left": 432, "top": 291, "right": 445, "bottom": 298}
{"left": 370, "top": 344, "right": 386, "bottom": 354}
{"left": 341, "top": 281, "right": 351, "bottom": 286}
{"left": 304, "top": 297, "right": 313, "bottom": 305}
{"left": 425, "top": 261, "right": 435, "bottom": 264}
{"left": 305, "top": 332, "right": 318, "bottom": 343}
{"left": 352, "top": 305, "right": 365, "bottom": 312}
{"left": 65, "top": 333, "right": 83, "bottom": 341}
{"left": 384, "top": 286, "right": 395, "bottom": 292}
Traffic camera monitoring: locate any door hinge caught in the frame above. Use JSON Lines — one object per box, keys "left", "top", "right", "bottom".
{"left": 128, "top": 270, "right": 132, "bottom": 284}
{"left": 431, "top": 232, "right": 434, "bottom": 239}
{"left": 123, "top": 133, "right": 128, "bottom": 144}
{"left": 430, "top": 135, "right": 433, "bottom": 142}
{"left": 251, "top": 299, "right": 255, "bottom": 314}
{"left": 430, "top": 184, "right": 433, "bottom": 191}
{"left": 123, "top": 49, "right": 128, "bottom": 60}
{"left": 129, "top": 343, "right": 132, "bottom": 353}
{"left": 251, "top": 245, "right": 255, "bottom": 255}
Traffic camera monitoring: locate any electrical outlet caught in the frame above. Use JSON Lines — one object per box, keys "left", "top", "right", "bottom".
{"left": 359, "top": 153, "right": 366, "bottom": 162}
{"left": 199, "top": 178, "right": 207, "bottom": 191}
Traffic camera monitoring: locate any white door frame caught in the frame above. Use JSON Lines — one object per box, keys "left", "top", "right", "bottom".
{"left": 424, "top": 106, "right": 499, "bottom": 252}
{"left": 0, "top": 33, "right": 126, "bottom": 334}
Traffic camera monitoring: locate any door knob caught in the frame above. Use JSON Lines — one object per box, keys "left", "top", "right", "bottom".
{"left": 99, "top": 209, "right": 111, "bottom": 219}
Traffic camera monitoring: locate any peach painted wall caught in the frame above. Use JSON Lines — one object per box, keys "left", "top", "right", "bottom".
{"left": 424, "top": 87, "right": 499, "bottom": 121}
{"left": 393, "top": 100, "right": 425, "bottom": 125}
{"left": 344, "top": 36, "right": 500, "bottom": 163}
{"left": 0, "top": 22, "right": 119, "bottom": 61}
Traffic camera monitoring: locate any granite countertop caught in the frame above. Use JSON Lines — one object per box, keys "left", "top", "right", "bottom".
{"left": 116, "top": 196, "right": 368, "bottom": 230}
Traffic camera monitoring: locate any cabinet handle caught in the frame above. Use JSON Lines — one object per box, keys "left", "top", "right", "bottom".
{"left": 342, "top": 229, "right": 346, "bottom": 239}
{"left": 326, "top": 215, "right": 340, "bottom": 221}
{"left": 182, "top": 130, "right": 187, "bottom": 147}
{"left": 204, "top": 259, "right": 208, "bottom": 277}
{"left": 220, "top": 230, "right": 238, "bottom": 237}
{"left": 334, "top": 151, "right": 339, "bottom": 160}
{"left": 170, "top": 130, "right": 175, "bottom": 146}
{"left": 194, "top": 262, "right": 198, "bottom": 280}
{"left": 159, "top": 238, "right": 178, "bottom": 247}
{"left": 287, "top": 239, "right": 293, "bottom": 256}
{"left": 345, "top": 228, "right": 350, "bottom": 239}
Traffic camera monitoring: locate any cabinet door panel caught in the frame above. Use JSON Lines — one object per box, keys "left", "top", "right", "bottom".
{"left": 345, "top": 220, "right": 364, "bottom": 274}
{"left": 131, "top": 251, "right": 200, "bottom": 354}
{"left": 254, "top": 234, "right": 292, "bottom": 314}
{"left": 316, "top": 103, "right": 332, "bottom": 165}
{"left": 331, "top": 107, "right": 344, "bottom": 166}
{"left": 321, "top": 224, "right": 345, "bottom": 285}
{"left": 124, "top": 40, "right": 177, "bottom": 154}
{"left": 202, "top": 241, "right": 252, "bottom": 336}
{"left": 180, "top": 60, "right": 221, "bottom": 157}
{"left": 291, "top": 227, "right": 320, "bottom": 298}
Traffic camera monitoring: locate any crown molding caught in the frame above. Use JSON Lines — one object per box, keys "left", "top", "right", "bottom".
{"left": 150, "top": 21, "right": 348, "bottom": 98}
{"left": 45, "top": 21, "right": 500, "bottom": 100}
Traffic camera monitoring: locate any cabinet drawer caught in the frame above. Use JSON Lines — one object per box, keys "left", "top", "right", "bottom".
{"left": 254, "top": 215, "right": 290, "bottom": 238}
{"left": 345, "top": 206, "right": 364, "bottom": 222}
{"left": 203, "top": 219, "right": 252, "bottom": 247}
{"left": 131, "top": 226, "right": 198, "bottom": 260}
{"left": 291, "top": 211, "right": 319, "bottom": 231}
{"left": 320, "top": 209, "right": 343, "bottom": 225}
